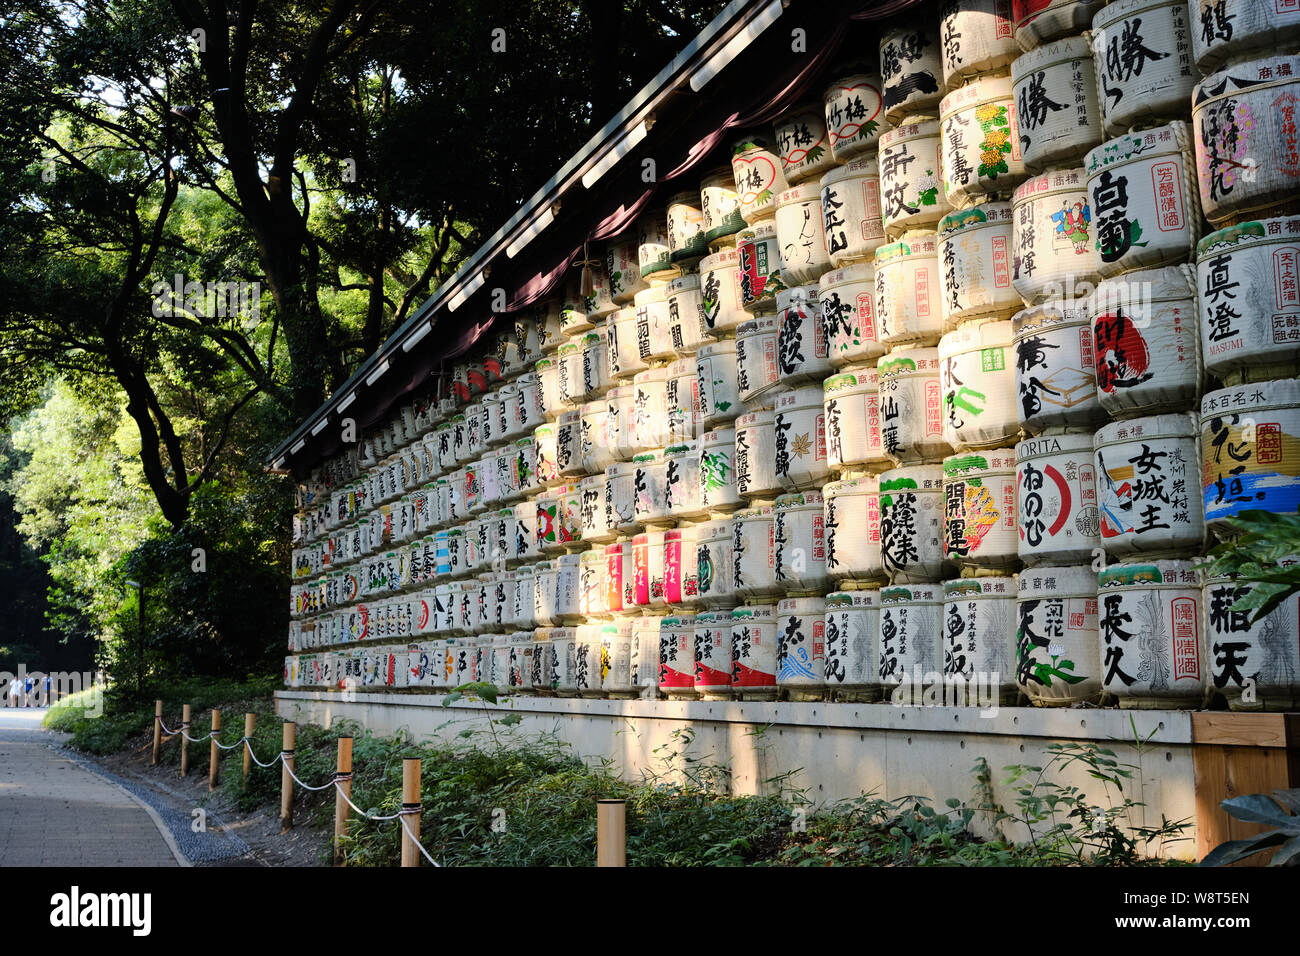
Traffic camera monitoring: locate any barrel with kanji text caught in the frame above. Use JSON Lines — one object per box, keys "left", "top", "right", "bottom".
{"left": 938, "top": 318, "right": 1019, "bottom": 451}
{"left": 633, "top": 284, "right": 676, "bottom": 364}
{"left": 774, "top": 385, "right": 829, "bottom": 491}
{"left": 702, "top": 166, "right": 745, "bottom": 246}
{"left": 668, "top": 190, "right": 708, "bottom": 266}
{"left": 607, "top": 234, "right": 648, "bottom": 305}
{"left": 879, "top": 583, "right": 944, "bottom": 702}
{"left": 820, "top": 262, "right": 884, "bottom": 366}
{"left": 776, "top": 595, "right": 827, "bottom": 700}
{"left": 878, "top": 121, "right": 951, "bottom": 237}
{"left": 731, "top": 504, "right": 778, "bottom": 600}
{"left": 606, "top": 307, "right": 649, "bottom": 381}
{"left": 775, "top": 183, "right": 832, "bottom": 287}
{"left": 1013, "top": 300, "right": 1104, "bottom": 433}
{"left": 631, "top": 366, "right": 671, "bottom": 453}
{"left": 880, "top": 465, "right": 950, "bottom": 583}
{"left": 581, "top": 331, "right": 611, "bottom": 401}
{"left": 940, "top": 0, "right": 1019, "bottom": 88}
{"left": 631, "top": 613, "right": 664, "bottom": 698}
{"left": 633, "top": 450, "right": 672, "bottom": 528}
{"left": 697, "top": 340, "right": 741, "bottom": 428}
{"left": 699, "top": 428, "right": 743, "bottom": 512}
{"left": 731, "top": 134, "right": 789, "bottom": 225}
{"left": 667, "top": 274, "right": 707, "bottom": 358}
{"left": 942, "top": 576, "right": 1020, "bottom": 705}
{"left": 821, "top": 157, "right": 886, "bottom": 269}
{"left": 943, "top": 449, "right": 1019, "bottom": 570}
{"left": 604, "top": 461, "right": 638, "bottom": 536}
{"left": 824, "top": 367, "right": 890, "bottom": 472}
{"left": 574, "top": 623, "right": 605, "bottom": 698}
{"left": 659, "top": 614, "right": 698, "bottom": 698}
{"left": 1200, "top": 380, "right": 1300, "bottom": 530}
{"left": 632, "top": 529, "right": 670, "bottom": 610}
{"left": 825, "top": 475, "right": 885, "bottom": 584}
{"left": 1012, "top": 0, "right": 1106, "bottom": 50}
{"left": 734, "top": 409, "right": 781, "bottom": 500}
{"left": 639, "top": 209, "right": 674, "bottom": 281}
{"left": 774, "top": 103, "right": 835, "bottom": 186}
{"left": 600, "top": 619, "right": 636, "bottom": 697}
{"left": 878, "top": 347, "right": 950, "bottom": 464}
{"left": 1016, "top": 564, "right": 1102, "bottom": 706}
{"left": 880, "top": 26, "right": 945, "bottom": 125}
{"left": 939, "top": 75, "right": 1028, "bottom": 208}
{"left": 823, "top": 73, "right": 885, "bottom": 163}
{"left": 876, "top": 235, "right": 943, "bottom": 348}
{"left": 665, "top": 357, "right": 703, "bottom": 444}
{"left": 694, "top": 609, "right": 735, "bottom": 698}
{"left": 735, "top": 317, "right": 781, "bottom": 406}
{"left": 695, "top": 517, "right": 735, "bottom": 607}
{"left": 1204, "top": 565, "right": 1300, "bottom": 712}
{"left": 1092, "top": 0, "right": 1197, "bottom": 137}
{"left": 731, "top": 604, "right": 779, "bottom": 699}
{"left": 774, "top": 490, "right": 830, "bottom": 593}
{"left": 937, "top": 204, "right": 1019, "bottom": 331}
{"left": 824, "top": 589, "right": 881, "bottom": 700}
{"left": 1010, "top": 36, "right": 1104, "bottom": 174}
{"left": 665, "top": 442, "right": 706, "bottom": 520}
{"left": 1190, "top": 0, "right": 1300, "bottom": 75}
{"left": 664, "top": 523, "right": 701, "bottom": 607}
{"left": 699, "top": 248, "right": 747, "bottom": 337}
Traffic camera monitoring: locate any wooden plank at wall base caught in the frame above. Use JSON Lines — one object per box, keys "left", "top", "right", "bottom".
{"left": 1192, "top": 713, "right": 1300, "bottom": 867}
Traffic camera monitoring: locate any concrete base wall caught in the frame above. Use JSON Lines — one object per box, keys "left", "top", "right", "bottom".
{"left": 275, "top": 691, "right": 1201, "bottom": 859}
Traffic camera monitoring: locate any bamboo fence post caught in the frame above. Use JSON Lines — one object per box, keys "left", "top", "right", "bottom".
{"left": 400, "top": 758, "right": 421, "bottom": 867}
{"left": 208, "top": 708, "right": 222, "bottom": 791}
{"left": 151, "top": 700, "right": 163, "bottom": 765}
{"left": 280, "top": 721, "right": 296, "bottom": 833}
{"left": 334, "top": 736, "right": 353, "bottom": 866}
{"left": 242, "top": 712, "right": 256, "bottom": 784}
{"left": 597, "top": 799, "right": 627, "bottom": 867}
{"left": 179, "top": 703, "right": 192, "bottom": 777}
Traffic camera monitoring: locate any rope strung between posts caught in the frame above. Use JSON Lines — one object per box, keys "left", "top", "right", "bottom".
{"left": 399, "top": 814, "right": 441, "bottom": 868}
{"left": 243, "top": 738, "right": 284, "bottom": 768}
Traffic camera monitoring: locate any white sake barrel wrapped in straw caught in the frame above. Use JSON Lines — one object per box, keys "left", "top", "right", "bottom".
{"left": 604, "top": 461, "right": 638, "bottom": 535}
{"left": 696, "top": 340, "right": 741, "bottom": 428}
{"left": 693, "top": 609, "right": 734, "bottom": 697}
{"left": 734, "top": 409, "right": 781, "bottom": 500}
{"left": 878, "top": 583, "right": 943, "bottom": 699}
{"left": 532, "top": 423, "right": 561, "bottom": 488}
{"left": 511, "top": 373, "right": 544, "bottom": 439}
{"left": 1096, "top": 560, "right": 1206, "bottom": 709}
{"left": 550, "top": 627, "right": 580, "bottom": 697}
{"left": 776, "top": 595, "right": 826, "bottom": 699}
{"left": 607, "top": 235, "right": 648, "bottom": 305}
{"left": 774, "top": 385, "right": 829, "bottom": 490}
{"left": 940, "top": 0, "right": 1019, "bottom": 88}
{"left": 658, "top": 614, "right": 698, "bottom": 697}
{"left": 875, "top": 235, "right": 943, "bottom": 347}
{"left": 606, "top": 307, "right": 648, "bottom": 381}
{"left": 825, "top": 475, "right": 885, "bottom": 584}
{"left": 824, "top": 367, "right": 889, "bottom": 472}
{"left": 735, "top": 317, "right": 781, "bottom": 405}
{"left": 701, "top": 166, "right": 745, "bottom": 246}
{"left": 821, "top": 157, "right": 886, "bottom": 269}
{"left": 606, "top": 385, "right": 637, "bottom": 462}
{"left": 631, "top": 367, "right": 671, "bottom": 453}
{"left": 537, "top": 303, "right": 564, "bottom": 356}
{"left": 824, "top": 589, "right": 880, "bottom": 700}
{"left": 633, "top": 450, "right": 671, "bottom": 527}
{"left": 731, "top": 505, "right": 778, "bottom": 599}
{"left": 1092, "top": 0, "right": 1197, "bottom": 137}
{"left": 731, "top": 604, "right": 778, "bottom": 698}
{"left": 629, "top": 614, "right": 663, "bottom": 697}
{"left": 942, "top": 576, "right": 1019, "bottom": 705}
{"left": 738, "top": 222, "right": 786, "bottom": 314}
{"left": 1204, "top": 564, "right": 1300, "bottom": 712}
{"left": 511, "top": 501, "right": 540, "bottom": 565}
{"left": 1012, "top": 300, "right": 1104, "bottom": 432}
{"left": 535, "top": 357, "right": 563, "bottom": 423}
{"left": 775, "top": 183, "right": 831, "bottom": 287}
{"left": 731, "top": 134, "right": 789, "bottom": 225}
{"left": 774, "top": 490, "right": 829, "bottom": 593}
{"left": 663, "top": 524, "right": 700, "bottom": 606}
{"left": 666, "top": 274, "right": 706, "bottom": 357}
{"left": 580, "top": 400, "right": 616, "bottom": 475}
{"left": 1094, "top": 413, "right": 1205, "bottom": 557}
{"left": 1016, "top": 565, "right": 1101, "bottom": 706}
{"left": 878, "top": 121, "right": 950, "bottom": 237}
{"left": 1196, "top": 217, "right": 1300, "bottom": 381}
{"left": 573, "top": 623, "right": 605, "bottom": 697}
{"left": 633, "top": 284, "right": 675, "bottom": 364}
{"left": 638, "top": 209, "right": 673, "bottom": 281}
{"left": 823, "top": 73, "right": 885, "bottom": 163}
{"left": 1200, "top": 380, "right": 1300, "bottom": 530}
{"left": 878, "top": 348, "right": 949, "bottom": 464}
{"left": 774, "top": 103, "right": 835, "bottom": 186}
{"left": 561, "top": 282, "right": 593, "bottom": 338}
{"left": 776, "top": 286, "right": 831, "bottom": 385}
{"left": 694, "top": 518, "right": 735, "bottom": 607}
{"left": 664, "top": 441, "right": 706, "bottom": 520}
{"left": 939, "top": 75, "right": 1027, "bottom": 208}
{"left": 699, "top": 428, "right": 743, "bottom": 513}
{"left": 600, "top": 619, "right": 635, "bottom": 697}
{"left": 937, "top": 204, "right": 1019, "bottom": 330}
{"left": 578, "top": 474, "right": 613, "bottom": 544}
{"left": 880, "top": 465, "right": 949, "bottom": 583}
{"left": 583, "top": 254, "right": 618, "bottom": 322}
{"left": 820, "top": 262, "right": 883, "bottom": 366}
{"left": 1084, "top": 123, "right": 1200, "bottom": 277}
{"left": 667, "top": 190, "right": 707, "bottom": 266}
{"left": 1191, "top": 0, "right": 1300, "bottom": 74}
{"left": 1010, "top": 36, "right": 1103, "bottom": 174}
{"left": 665, "top": 357, "right": 702, "bottom": 443}
{"left": 555, "top": 409, "right": 585, "bottom": 480}
{"left": 699, "top": 248, "right": 746, "bottom": 338}
{"left": 942, "top": 449, "right": 1019, "bottom": 569}
{"left": 1090, "top": 265, "right": 1199, "bottom": 418}
{"left": 580, "top": 331, "right": 610, "bottom": 401}
{"left": 632, "top": 529, "right": 669, "bottom": 610}
{"left": 603, "top": 541, "right": 632, "bottom": 615}
{"left": 1013, "top": 0, "right": 1105, "bottom": 49}
{"left": 938, "top": 317, "right": 1019, "bottom": 450}
{"left": 880, "top": 27, "right": 945, "bottom": 124}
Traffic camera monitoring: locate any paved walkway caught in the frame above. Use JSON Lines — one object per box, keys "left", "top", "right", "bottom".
{"left": 0, "top": 709, "right": 179, "bottom": 866}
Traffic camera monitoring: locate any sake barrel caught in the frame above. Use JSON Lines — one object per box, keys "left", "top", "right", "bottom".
{"left": 665, "top": 357, "right": 702, "bottom": 444}
{"left": 579, "top": 473, "right": 614, "bottom": 544}
{"left": 551, "top": 557, "right": 585, "bottom": 625}
{"left": 580, "top": 400, "right": 616, "bottom": 474}
{"left": 878, "top": 348, "right": 949, "bottom": 464}
{"left": 493, "top": 445, "right": 523, "bottom": 505}
{"left": 501, "top": 379, "right": 531, "bottom": 443}
{"left": 880, "top": 465, "right": 950, "bottom": 582}
{"left": 606, "top": 234, "right": 649, "bottom": 306}
{"left": 630, "top": 613, "right": 664, "bottom": 696}
{"left": 941, "top": 0, "right": 1019, "bottom": 87}
{"left": 631, "top": 366, "right": 671, "bottom": 453}
{"left": 1013, "top": 300, "right": 1104, "bottom": 432}
{"left": 939, "top": 75, "right": 1027, "bottom": 208}
{"left": 1096, "top": 560, "right": 1206, "bottom": 709}
{"left": 775, "top": 183, "right": 832, "bottom": 286}
{"left": 700, "top": 429, "right": 744, "bottom": 513}
{"left": 1090, "top": 265, "right": 1199, "bottom": 417}
{"left": 878, "top": 583, "right": 944, "bottom": 699}
{"left": 638, "top": 209, "right": 674, "bottom": 281}
{"left": 696, "top": 340, "right": 741, "bottom": 427}
{"left": 555, "top": 409, "right": 585, "bottom": 480}
{"left": 820, "top": 263, "right": 883, "bottom": 367}
{"left": 1204, "top": 566, "right": 1300, "bottom": 711}
{"left": 573, "top": 623, "right": 605, "bottom": 697}
{"left": 584, "top": 253, "right": 619, "bottom": 322}
{"left": 600, "top": 618, "right": 636, "bottom": 697}
{"left": 937, "top": 205, "right": 1018, "bottom": 333}
{"left": 938, "top": 318, "right": 1019, "bottom": 450}
{"left": 731, "top": 505, "right": 778, "bottom": 599}
{"left": 701, "top": 166, "right": 745, "bottom": 245}
{"left": 1201, "top": 380, "right": 1300, "bottom": 529}
{"left": 604, "top": 461, "right": 638, "bottom": 535}
{"left": 533, "top": 561, "right": 559, "bottom": 626}
{"left": 1191, "top": 0, "right": 1300, "bottom": 75}
{"left": 659, "top": 614, "right": 698, "bottom": 697}
{"left": 606, "top": 307, "right": 649, "bottom": 381}
{"left": 824, "top": 73, "right": 885, "bottom": 163}
{"left": 774, "top": 385, "right": 830, "bottom": 490}
{"left": 731, "top": 134, "right": 789, "bottom": 225}
{"left": 823, "top": 590, "right": 881, "bottom": 700}
{"left": 511, "top": 565, "right": 536, "bottom": 627}
{"left": 663, "top": 523, "right": 700, "bottom": 605}
{"left": 735, "top": 317, "right": 781, "bottom": 405}
{"left": 875, "top": 235, "right": 943, "bottom": 347}
{"left": 1015, "top": 565, "right": 1102, "bottom": 705}
{"left": 942, "top": 577, "right": 1020, "bottom": 705}
{"left": 1084, "top": 123, "right": 1200, "bottom": 277}
{"left": 578, "top": 547, "right": 606, "bottom": 619}
{"left": 1010, "top": 37, "right": 1104, "bottom": 174}
{"left": 550, "top": 627, "right": 580, "bottom": 697}
{"left": 536, "top": 357, "right": 564, "bottom": 423}
{"left": 774, "top": 490, "right": 830, "bottom": 592}
{"left": 560, "top": 283, "right": 593, "bottom": 339}
{"left": 825, "top": 475, "right": 886, "bottom": 583}
{"left": 632, "top": 529, "right": 668, "bottom": 610}
{"left": 665, "top": 442, "right": 706, "bottom": 520}
{"left": 776, "top": 595, "right": 827, "bottom": 700}
{"left": 942, "top": 449, "right": 1019, "bottom": 569}
{"left": 633, "top": 450, "right": 672, "bottom": 527}
{"left": 607, "top": 385, "right": 637, "bottom": 462}
{"left": 1092, "top": 0, "right": 1197, "bottom": 136}
{"left": 1013, "top": 0, "right": 1106, "bottom": 49}
{"left": 512, "top": 314, "right": 543, "bottom": 370}
{"left": 1094, "top": 413, "right": 1206, "bottom": 556}
{"left": 580, "top": 331, "right": 611, "bottom": 401}
{"left": 737, "top": 222, "right": 786, "bottom": 314}
{"left": 633, "top": 284, "right": 675, "bottom": 364}
{"left": 537, "top": 304, "right": 564, "bottom": 356}
{"left": 774, "top": 103, "right": 835, "bottom": 186}
{"left": 512, "top": 499, "right": 541, "bottom": 562}
{"left": 776, "top": 286, "right": 831, "bottom": 385}
{"left": 734, "top": 409, "right": 781, "bottom": 500}
{"left": 666, "top": 274, "right": 707, "bottom": 357}
{"left": 824, "top": 368, "right": 889, "bottom": 472}
{"left": 731, "top": 604, "right": 779, "bottom": 698}
{"left": 699, "top": 248, "right": 747, "bottom": 337}
{"left": 695, "top": 518, "right": 736, "bottom": 607}
{"left": 603, "top": 541, "right": 632, "bottom": 615}
{"left": 531, "top": 629, "right": 555, "bottom": 693}
{"left": 878, "top": 121, "right": 951, "bottom": 237}
{"left": 880, "top": 27, "right": 945, "bottom": 124}
{"left": 667, "top": 190, "right": 708, "bottom": 265}
{"left": 693, "top": 609, "right": 735, "bottom": 697}
{"left": 1196, "top": 219, "right": 1300, "bottom": 384}
{"left": 533, "top": 423, "right": 561, "bottom": 489}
